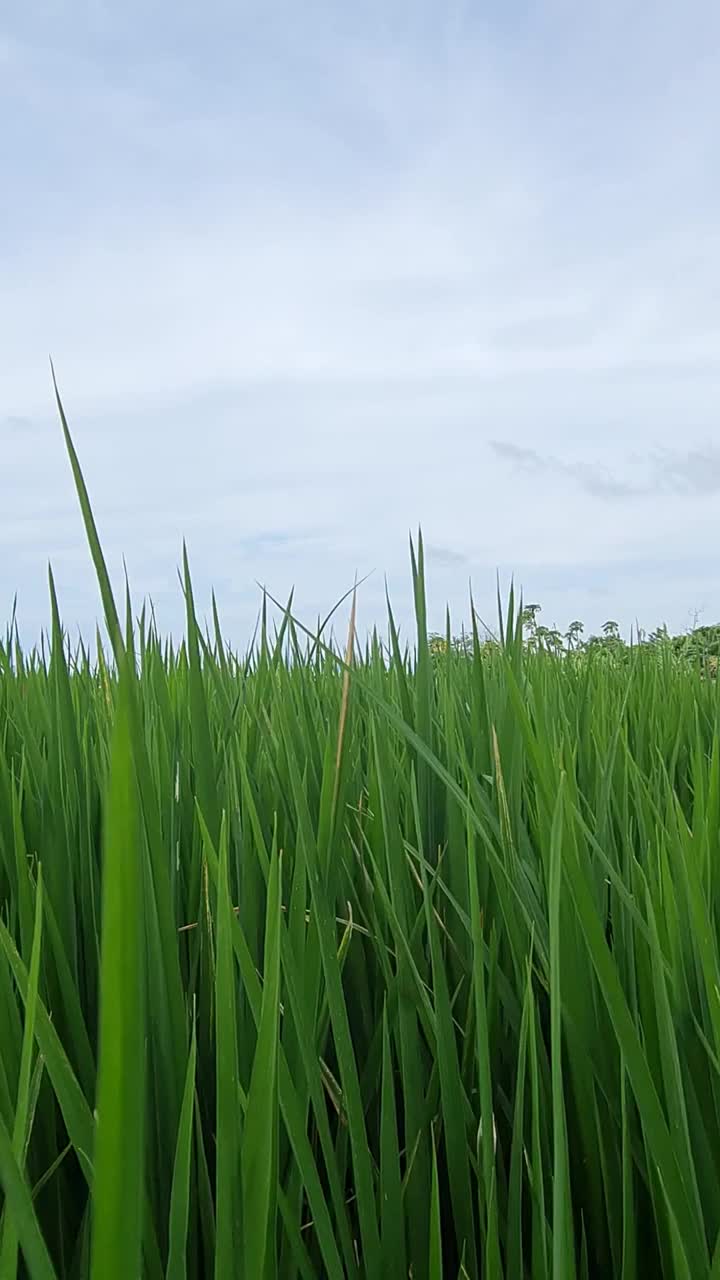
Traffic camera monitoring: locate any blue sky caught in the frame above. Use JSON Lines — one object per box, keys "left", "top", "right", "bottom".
{"left": 3, "top": 0, "right": 720, "bottom": 648}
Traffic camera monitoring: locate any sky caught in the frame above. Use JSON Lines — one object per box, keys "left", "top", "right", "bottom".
{"left": 3, "top": 0, "right": 720, "bottom": 650}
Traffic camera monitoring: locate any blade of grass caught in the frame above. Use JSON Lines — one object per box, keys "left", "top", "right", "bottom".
{"left": 90, "top": 667, "right": 146, "bottom": 1280}
{"left": 241, "top": 847, "right": 282, "bottom": 1280}
{"left": 165, "top": 1027, "right": 198, "bottom": 1280}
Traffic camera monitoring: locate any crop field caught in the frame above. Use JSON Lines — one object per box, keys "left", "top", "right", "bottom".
{"left": 1, "top": 396, "right": 720, "bottom": 1279}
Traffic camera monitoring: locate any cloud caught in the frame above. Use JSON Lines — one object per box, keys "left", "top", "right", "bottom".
{"left": 489, "top": 441, "right": 639, "bottom": 498}
{"left": 2, "top": 414, "right": 34, "bottom": 431}
{"left": 3, "top": 1, "right": 720, "bottom": 646}
{"left": 648, "top": 447, "right": 720, "bottom": 496}
{"left": 4, "top": 2, "right": 720, "bottom": 416}
{"left": 426, "top": 544, "right": 469, "bottom": 567}
{"left": 490, "top": 441, "right": 720, "bottom": 500}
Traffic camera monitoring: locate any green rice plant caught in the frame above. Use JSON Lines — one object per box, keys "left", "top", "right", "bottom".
{"left": 1, "top": 382, "right": 720, "bottom": 1275}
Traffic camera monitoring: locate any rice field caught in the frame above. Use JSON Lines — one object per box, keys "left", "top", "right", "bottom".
{"left": 1, "top": 391, "right": 720, "bottom": 1277}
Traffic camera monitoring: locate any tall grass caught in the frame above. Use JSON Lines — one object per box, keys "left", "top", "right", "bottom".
{"left": 1, "top": 390, "right": 720, "bottom": 1276}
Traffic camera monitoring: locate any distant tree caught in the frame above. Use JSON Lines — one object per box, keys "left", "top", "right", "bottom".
{"left": 428, "top": 611, "right": 720, "bottom": 671}
{"left": 566, "top": 621, "right": 584, "bottom": 650}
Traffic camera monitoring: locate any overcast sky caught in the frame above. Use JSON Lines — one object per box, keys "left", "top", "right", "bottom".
{"left": 3, "top": 0, "right": 720, "bottom": 649}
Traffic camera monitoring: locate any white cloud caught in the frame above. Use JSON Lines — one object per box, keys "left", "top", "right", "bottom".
{"left": 3, "top": 1, "right": 720, "bottom": 644}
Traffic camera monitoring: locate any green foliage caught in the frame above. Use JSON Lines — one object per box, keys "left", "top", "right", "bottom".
{"left": 432, "top": 607, "right": 720, "bottom": 673}
{"left": 2, "top": 391, "right": 720, "bottom": 1274}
